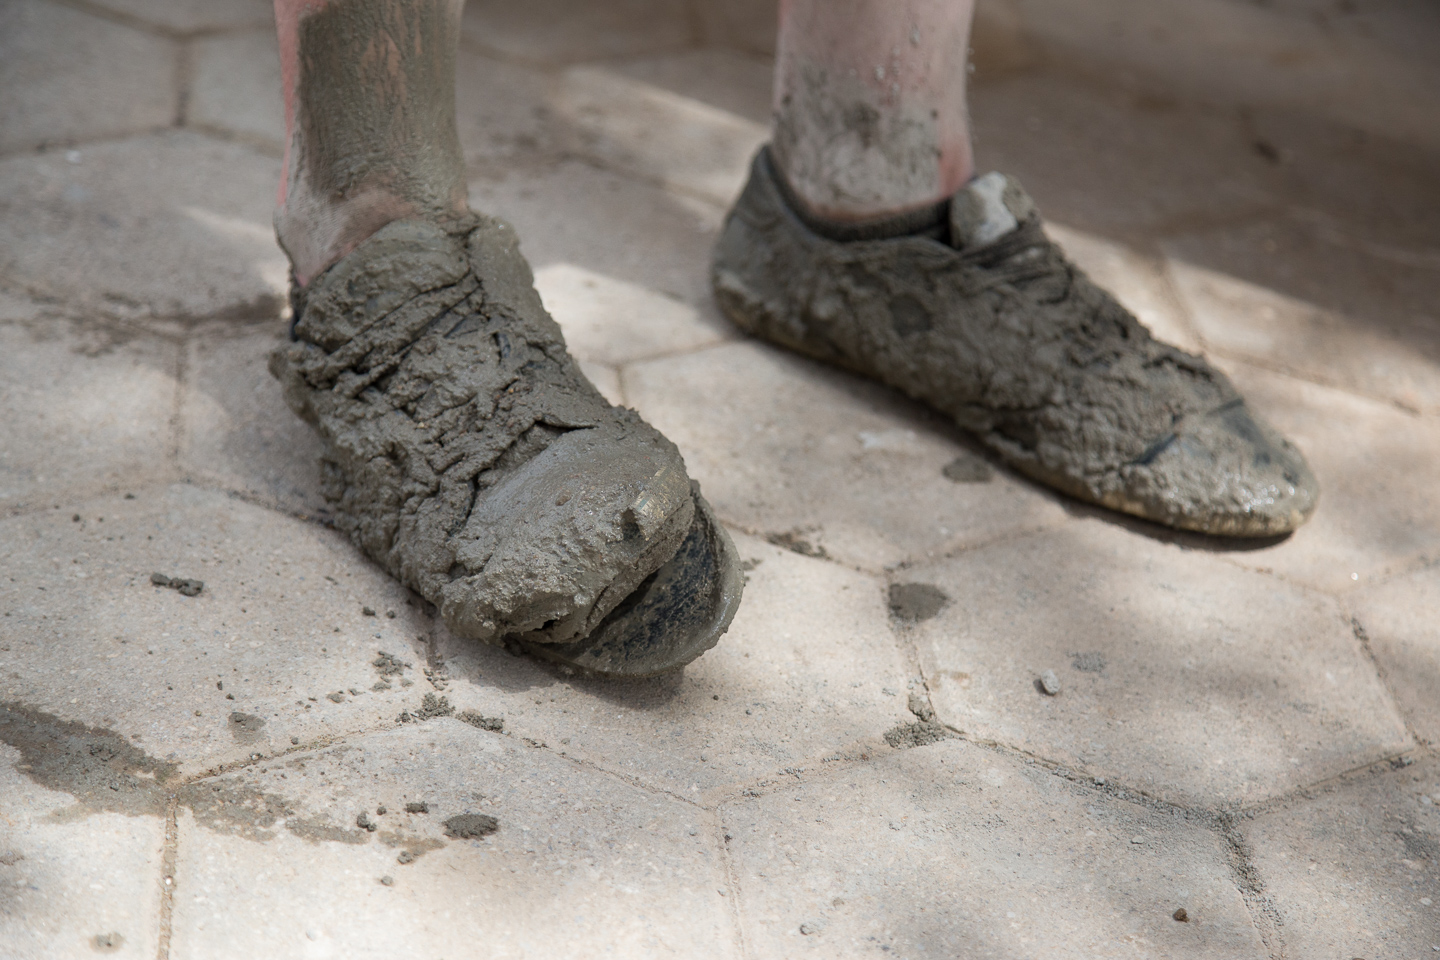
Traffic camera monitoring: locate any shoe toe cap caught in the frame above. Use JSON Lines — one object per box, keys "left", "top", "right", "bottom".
{"left": 1120, "top": 400, "right": 1318, "bottom": 537}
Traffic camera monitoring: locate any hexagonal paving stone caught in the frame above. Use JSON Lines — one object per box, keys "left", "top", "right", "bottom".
{"left": 534, "top": 262, "right": 727, "bottom": 367}
{"left": 0, "top": 132, "right": 286, "bottom": 322}
{"left": 1166, "top": 218, "right": 1440, "bottom": 416}
{"left": 604, "top": 48, "right": 774, "bottom": 126}
{"left": 968, "top": 71, "right": 1277, "bottom": 242}
{"left": 1243, "top": 754, "right": 1440, "bottom": 959}
{"left": 909, "top": 518, "right": 1410, "bottom": 806}
{"left": 86, "top": 0, "right": 273, "bottom": 34}
{"left": 1215, "top": 360, "right": 1440, "bottom": 594}
{"left": 721, "top": 739, "right": 1268, "bottom": 958}
{"left": 180, "top": 324, "right": 326, "bottom": 517}
{"left": 0, "top": 0, "right": 175, "bottom": 155}
{"left": 1350, "top": 567, "right": 1440, "bottom": 746}
{"left": 168, "top": 720, "right": 739, "bottom": 958}
{"left": 189, "top": 29, "right": 283, "bottom": 148}
{"left": 455, "top": 47, "right": 560, "bottom": 170}
{"left": 694, "top": 0, "right": 776, "bottom": 56}
{"left": 431, "top": 530, "right": 916, "bottom": 799}
{"left": 623, "top": 341, "right": 1070, "bottom": 572}
{"left": 467, "top": 158, "right": 737, "bottom": 314}
{"left": 551, "top": 60, "right": 768, "bottom": 206}
{"left": 0, "top": 484, "right": 434, "bottom": 776}
{"left": 0, "top": 742, "right": 164, "bottom": 960}
{"left": 461, "top": 0, "right": 692, "bottom": 65}
{"left": 0, "top": 312, "right": 178, "bottom": 510}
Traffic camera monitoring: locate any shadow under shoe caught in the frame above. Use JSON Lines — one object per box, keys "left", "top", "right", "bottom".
{"left": 712, "top": 148, "right": 1318, "bottom": 537}
{"left": 271, "top": 215, "right": 740, "bottom": 675}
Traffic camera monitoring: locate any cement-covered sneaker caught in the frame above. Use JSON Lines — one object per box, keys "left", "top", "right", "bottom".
{"left": 272, "top": 214, "right": 741, "bottom": 675}
{"left": 712, "top": 148, "right": 1317, "bottom": 537}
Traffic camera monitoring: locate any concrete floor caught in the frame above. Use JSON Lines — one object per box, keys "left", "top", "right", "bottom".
{"left": 1, "top": 0, "right": 1438, "bottom": 957}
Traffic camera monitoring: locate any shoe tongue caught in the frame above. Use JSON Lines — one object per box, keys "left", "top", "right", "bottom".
{"left": 949, "top": 172, "right": 1036, "bottom": 249}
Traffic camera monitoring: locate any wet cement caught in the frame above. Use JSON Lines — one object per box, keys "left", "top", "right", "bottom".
{"left": 0, "top": 702, "right": 495, "bottom": 851}
{"left": 0, "top": 702, "right": 177, "bottom": 817}
{"left": 443, "top": 813, "right": 498, "bottom": 840}
{"left": 271, "top": 216, "right": 702, "bottom": 647}
{"left": 888, "top": 583, "right": 949, "bottom": 623}
{"left": 712, "top": 149, "right": 1319, "bottom": 537}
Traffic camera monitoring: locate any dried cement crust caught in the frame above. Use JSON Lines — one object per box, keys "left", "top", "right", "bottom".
{"left": 271, "top": 215, "right": 711, "bottom": 648}
{"left": 712, "top": 149, "right": 1318, "bottom": 537}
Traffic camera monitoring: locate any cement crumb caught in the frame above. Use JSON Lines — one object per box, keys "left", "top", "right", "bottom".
{"left": 888, "top": 582, "right": 949, "bottom": 622}
{"left": 884, "top": 720, "right": 954, "bottom": 749}
{"left": 443, "top": 813, "right": 498, "bottom": 839}
{"left": 150, "top": 573, "right": 204, "bottom": 597}
{"left": 398, "top": 693, "right": 452, "bottom": 723}
{"left": 457, "top": 710, "right": 503, "bottom": 732}
{"left": 942, "top": 454, "right": 994, "bottom": 483}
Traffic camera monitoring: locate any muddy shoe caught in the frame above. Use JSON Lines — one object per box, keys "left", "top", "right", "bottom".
{"left": 271, "top": 215, "right": 741, "bottom": 675}
{"left": 712, "top": 148, "right": 1317, "bottom": 537}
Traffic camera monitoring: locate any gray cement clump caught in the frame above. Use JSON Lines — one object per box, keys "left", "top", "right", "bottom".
{"left": 271, "top": 215, "right": 740, "bottom": 672}
{"left": 713, "top": 149, "right": 1319, "bottom": 537}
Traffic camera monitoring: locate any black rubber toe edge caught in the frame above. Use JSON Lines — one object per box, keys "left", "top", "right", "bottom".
{"left": 514, "top": 485, "right": 743, "bottom": 678}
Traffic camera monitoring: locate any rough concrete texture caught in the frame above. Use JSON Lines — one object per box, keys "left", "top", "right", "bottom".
{"left": 552, "top": 64, "right": 768, "bottom": 207}
{"left": 180, "top": 326, "right": 328, "bottom": 516}
{"left": 1167, "top": 220, "right": 1440, "bottom": 416}
{"left": 534, "top": 262, "right": 729, "bottom": 367}
{"left": 85, "top": 0, "right": 274, "bottom": 34}
{"left": 168, "top": 721, "right": 737, "bottom": 959}
{"left": 1217, "top": 362, "right": 1440, "bottom": 593}
{"left": 713, "top": 152, "right": 1316, "bottom": 536}
{"left": 1350, "top": 568, "right": 1440, "bottom": 746}
{"left": 461, "top": 0, "right": 693, "bottom": 65}
{"left": 0, "top": 132, "right": 286, "bottom": 322}
{"left": 0, "top": 0, "right": 175, "bottom": 155}
{"left": 625, "top": 341, "right": 1069, "bottom": 572}
{"left": 0, "top": 743, "right": 165, "bottom": 960}
{"left": 189, "top": 30, "right": 284, "bottom": 148}
{"left": 911, "top": 518, "right": 1410, "bottom": 806}
{"left": 431, "top": 531, "right": 915, "bottom": 797}
{"left": 2, "top": 0, "right": 1438, "bottom": 952}
{"left": 722, "top": 739, "right": 1269, "bottom": 958}
{"left": 605, "top": 49, "right": 774, "bottom": 126}
{"left": 467, "top": 160, "right": 734, "bottom": 313}
{"left": 0, "top": 484, "right": 434, "bottom": 775}
{"left": 0, "top": 310, "right": 179, "bottom": 510}
{"left": 1243, "top": 755, "right": 1440, "bottom": 958}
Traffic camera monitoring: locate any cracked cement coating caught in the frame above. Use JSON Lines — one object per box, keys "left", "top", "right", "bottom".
{"left": 712, "top": 150, "right": 1319, "bottom": 536}
{"left": 271, "top": 216, "right": 701, "bottom": 646}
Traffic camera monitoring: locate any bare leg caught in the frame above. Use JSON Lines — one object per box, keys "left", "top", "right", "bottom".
{"left": 771, "top": 0, "right": 976, "bottom": 223}
{"left": 273, "top": 0, "right": 467, "bottom": 285}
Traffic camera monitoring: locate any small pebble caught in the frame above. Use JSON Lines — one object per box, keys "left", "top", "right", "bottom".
{"left": 405, "top": 801, "right": 428, "bottom": 814}
{"left": 380, "top": 875, "right": 394, "bottom": 887}
{"left": 362, "top": 606, "right": 376, "bottom": 616}
{"left": 1173, "top": 907, "right": 1188, "bottom": 922}
{"left": 376, "top": 805, "right": 386, "bottom": 815}
{"left": 1039, "top": 669, "right": 1061, "bottom": 696}
{"left": 397, "top": 851, "right": 415, "bottom": 865}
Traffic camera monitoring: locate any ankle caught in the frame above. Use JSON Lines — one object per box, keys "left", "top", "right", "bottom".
{"left": 276, "top": 185, "right": 466, "bottom": 287}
